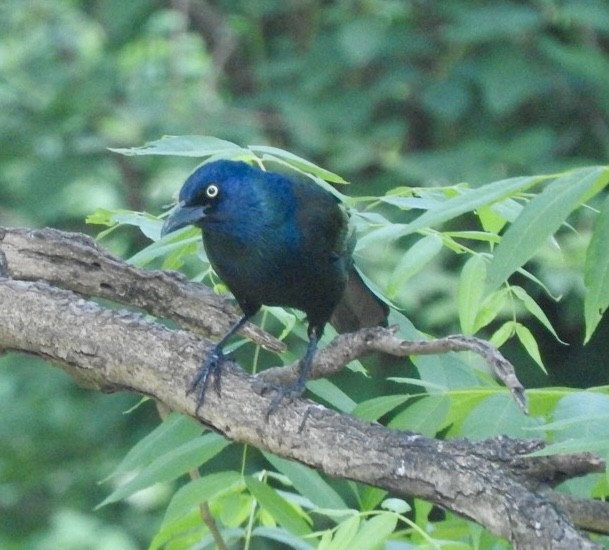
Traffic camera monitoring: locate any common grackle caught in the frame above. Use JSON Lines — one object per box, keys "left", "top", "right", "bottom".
{"left": 161, "top": 160, "right": 388, "bottom": 413}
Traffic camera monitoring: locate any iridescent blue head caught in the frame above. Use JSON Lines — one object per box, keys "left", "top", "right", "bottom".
{"left": 161, "top": 160, "right": 265, "bottom": 237}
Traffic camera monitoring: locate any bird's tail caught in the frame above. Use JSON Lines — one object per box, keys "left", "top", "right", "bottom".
{"left": 330, "top": 268, "right": 389, "bottom": 333}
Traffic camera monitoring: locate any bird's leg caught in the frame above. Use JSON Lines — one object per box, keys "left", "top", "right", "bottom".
{"left": 266, "top": 325, "right": 320, "bottom": 417}
{"left": 188, "top": 314, "right": 251, "bottom": 412}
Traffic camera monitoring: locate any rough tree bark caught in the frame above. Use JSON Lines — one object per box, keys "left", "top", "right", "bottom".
{"left": 1, "top": 227, "right": 608, "bottom": 549}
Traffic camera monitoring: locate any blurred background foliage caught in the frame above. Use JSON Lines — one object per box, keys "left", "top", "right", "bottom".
{"left": 2, "top": 0, "right": 609, "bottom": 547}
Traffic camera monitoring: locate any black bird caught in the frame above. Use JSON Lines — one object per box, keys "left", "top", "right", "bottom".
{"left": 161, "top": 160, "right": 388, "bottom": 412}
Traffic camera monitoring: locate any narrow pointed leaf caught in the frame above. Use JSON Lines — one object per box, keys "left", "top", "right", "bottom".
{"left": 110, "top": 135, "right": 247, "bottom": 157}
{"left": 486, "top": 167, "right": 609, "bottom": 292}
{"left": 389, "top": 395, "right": 451, "bottom": 437}
{"left": 584, "top": 193, "right": 609, "bottom": 341}
{"left": 514, "top": 323, "right": 546, "bottom": 371}
{"left": 352, "top": 394, "right": 411, "bottom": 421}
{"left": 402, "top": 175, "right": 543, "bottom": 236}
{"left": 386, "top": 234, "right": 443, "bottom": 298}
{"left": 326, "top": 516, "right": 360, "bottom": 550}
{"left": 353, "top": 513, "right": 397, "bottom": 550}
{"left": 163, "top": 472, "right": 242, "bottom": 524}
{"left": 473, "top": 288, "right": 508, "bottom": 332}
{"left": 245, "top": 477, "right": 311, "bottom": 536}
{"left": 511, "top": 286, "right": 565, "bottom": 343}
{"left": 489, "top": 320, "right": 516, "bottom": 348}
{"left": 99, "top": 433, "right": 229, "bottom": 507}
{"left": 103, "top": 413, "right": 203, "bottom": 481}
{"left": 263, "top": 453, "right": 346, "bottom": 510}
{"left": 458, "top": 254, "right": 487, "bottom": 334}
{"left": 250, "top": 145, "right": 348, "bottom": 183}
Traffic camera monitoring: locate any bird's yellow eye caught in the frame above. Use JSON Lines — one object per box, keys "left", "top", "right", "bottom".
{"left": 206, "top": 184, "right": 219, "bottom": 199}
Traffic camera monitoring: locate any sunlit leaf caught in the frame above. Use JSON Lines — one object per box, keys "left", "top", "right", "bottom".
{"left": 102, "top": 413, "right": 203, "bottom": 481}
{"left": 511, "top": 286, "right": 565, "bottom": 343}
{"left": 389, "top": 394, "right": 451, "bottom": 437}
{"left": 98, "top": 433, "right": 230, "bottom": 507}
{"left": 263, "top": 453, "right": 347, "bottom": 510}
{"left": 402, "top": 175, "right": 543, "bottom": 236}
{"left": 515, "top": 322, "right": 546, "bottom": 371}
{"left": 251, "top": 145, "right": 348, "bottom": 183}
{"left": 584, "top": 194, "right": 609, "bottom": 342}
{"left": 473, "top": 288, "right": 508, "bottom": 332}
{"left": 460, "top": 394, "right": 540, "bottom": 439}
{"left": 110, "top": 135, "right": 247, "bottom": 157}
{"left": 458, "top": 254, "right": 487, "bottom": 334}
{"left": 352, "top": 394, "right": 411, "bottom": 421}
{"left": 486, "top": 167, "right": 609, "bottom": 292}
{"left": 489, "top": 320, "right": 515, "bottom": 348}
{"left": 386, "top": 233, "right": 443, "bottom": 299}
{"left": 245, "top": 477, "right": 311, "bottom": 536}
{"left": 163, "top": 471, "right": 242, "bottom": 524}
{"left": 352, "top": 513, "right": 397, "bottom": 550}
{"left": 325, "top": 515, "right": 360, "bottom": 550}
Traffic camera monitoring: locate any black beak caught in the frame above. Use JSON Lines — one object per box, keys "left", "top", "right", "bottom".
{"left": 161, "top": 202, "right": 207, "bottom": 237}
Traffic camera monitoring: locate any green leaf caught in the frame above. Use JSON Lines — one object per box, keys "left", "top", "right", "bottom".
{"left": 386, "top": 234, "right": 443, "bottom": 299}
{"left": 584, "top": 193, "right": 609, "bottom": 342}
{"left": 486, "top": 167, "right": 609, "bottom": 292}
{"left": 354, "top": 223, "right": 411, "bottom": 254}
{"left": 514, "top": 323, "right": 546, "bottom": 372}
{"left": 163, "top": 472, "right": 242, "bottom": 524}
{"left": 325, "top": 515, "right": 360, "bottom": 550}
{"left": 109, "top": 134, "right": 248, "bottom": 157}
{"left": 263, "top": 453, "right": 347, "bottom": 510}
{"left": 381, "top": 498, "right": 411, "bottom": 514}
{"left": 511, "top": 285, "right": 564, "bottom": 342}
{"left": 99, "top": 433, "right": 230, "bottom": 507}
{"left": 389, "top": 395, "right": 451, "bottom": 437}
{"left": 553, "top": 392, "right": 609, "bottom": 441}
{"left": 250, "top": 145, "right": 347, "bottom": 183}
{"left": 103, "top": 413, "right": 203, "bottom": 481}
{"left": 307, "top": 379, "right": 357, "bottom": 413}
{"left": 460, "top": 394, "right": 540, "bottom": 439}
{"left": 352, "top": 394, "right": 411, "bottom": 422}
{"left": 128, "top": 230, "right": 201, "bottom": 267}
{"left": 458, "top": 254, "right": 487, "bottom": 334}
{"left": 252, "top": 526, "right": 316, "bottom": 550}
{"left": 476, "top": 205, "right": 507, "bottom": 234}
{"left": 528, "top": 438, "right": 609, "bottom": 457}
{"left": 402, "top": 175, "right": 543, "bottom": 236}
{"left": 489, "top": 320, "right": 516, "bottom": 348}
{"left": 87, "top": 208, "right": 164, "bottom": 241}
{"left": 473, "top": 288, "right": 508, "bottom": 332}
{"left": 352, "top": 513, "right": 397, "bottom": 550}
{"left": 150, "top": 509, "right": 206, "bottom": 550}
{"left": 245, "top": 477, "right": 311, "bottom": 536}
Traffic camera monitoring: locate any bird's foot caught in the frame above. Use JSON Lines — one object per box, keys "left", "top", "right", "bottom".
{"left": 263, "top": 380, "right": 307, "bottom": 419}
{"left": 187, "top": 346, "right": 225, "bottom": 413}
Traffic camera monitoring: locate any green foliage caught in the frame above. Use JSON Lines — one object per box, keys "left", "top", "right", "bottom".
{"left": 89, "top": 137, "right": 609, "bottom": 547}
{"left": 4, "top": 0, "right": 609, "bottom": 547}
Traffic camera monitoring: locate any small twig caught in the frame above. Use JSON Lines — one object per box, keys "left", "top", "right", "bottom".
{"left": 259, "top": 327, "right": 528, "bottom": 413}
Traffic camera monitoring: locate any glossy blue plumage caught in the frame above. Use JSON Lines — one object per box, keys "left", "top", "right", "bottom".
{"left": 162, "top": 159, "right": 386, "bottom": 413}
{"left": 182, "top": 161, "right": 351, "bottom": 325}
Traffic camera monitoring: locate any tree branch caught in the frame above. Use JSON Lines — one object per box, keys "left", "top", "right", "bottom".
{"left": 0, "top": 227, "right": 606, "bottom": 548}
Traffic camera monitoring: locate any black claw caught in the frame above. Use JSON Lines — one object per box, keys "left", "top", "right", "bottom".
{"left": 187, "top": 346, "right": 225, "bottom": 413}
{"left": 265, "top": 380, "right": 307, "bottom": 419}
